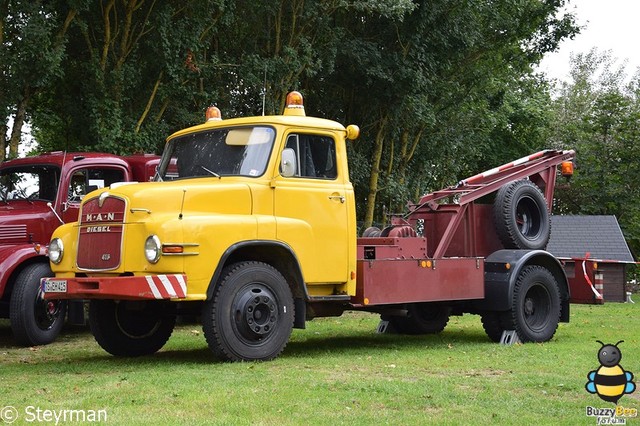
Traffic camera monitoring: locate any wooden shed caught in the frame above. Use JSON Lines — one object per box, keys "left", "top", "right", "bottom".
{"left": 547, "top": 215, "right": 635, "bottom": 303}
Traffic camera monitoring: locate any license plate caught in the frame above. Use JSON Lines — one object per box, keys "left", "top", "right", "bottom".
{"left": 43, "top": 279, "right": 67, "bottom": 293}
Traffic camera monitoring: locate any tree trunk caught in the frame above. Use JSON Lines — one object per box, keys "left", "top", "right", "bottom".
{"left": 9, "top": 87, "right": 30, "bottom": 159}
{"left": 363, "top": 114, "right": 388, "bottom": 228}
{"left": 0, "top": 122, "right": 7, "bottom": 161}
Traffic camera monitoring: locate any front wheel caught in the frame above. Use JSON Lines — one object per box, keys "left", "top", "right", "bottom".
{"left": 89, "top": 300, "right": 176, "bottom": 356}
{"left": 506, "top": 266, "right": 561, "bottom": 342}
{"left": 202, "top": 261, "right": 294, "bottom": 362}
{"left": 10, "top": 263, "right": 67, "bottom": 346}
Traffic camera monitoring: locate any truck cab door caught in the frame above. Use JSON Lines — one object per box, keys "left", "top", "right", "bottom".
{"left": 273, "top": 133, "right": 351, "bottom": 285}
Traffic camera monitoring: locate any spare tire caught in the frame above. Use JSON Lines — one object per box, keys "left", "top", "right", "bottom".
{"left": 493, "top": 180, "right": 550, "bottom": 250}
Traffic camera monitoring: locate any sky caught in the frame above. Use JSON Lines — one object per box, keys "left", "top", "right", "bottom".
{"left": 538, "top": 0, "right": 640, "bottom": 82}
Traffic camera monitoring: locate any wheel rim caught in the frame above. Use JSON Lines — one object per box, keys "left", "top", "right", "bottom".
{"left": 34, "top": 287, "right": 62, "bottom": 331}
{"left": 522, "top": 284, "right": 551, "bottom": 331}
{"left": 516, "top": 196, "right": 542, "bottom": 240}
{"left": 115, "top": 303, "right": 161, "bottom": 339}
{"left": 232, "top": 284, "right": 279, "bottom": 343}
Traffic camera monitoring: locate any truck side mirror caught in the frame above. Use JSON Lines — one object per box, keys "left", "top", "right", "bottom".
{"left": 281, "top": 148, "right": 297, "bottom": 177}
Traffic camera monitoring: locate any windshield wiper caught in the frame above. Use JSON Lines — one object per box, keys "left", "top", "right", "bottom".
{"left": 14, "top": 187, "right": 33, "bottom": 204}
{"left": 199, "top": 165, "right": 221, "bottom": 179}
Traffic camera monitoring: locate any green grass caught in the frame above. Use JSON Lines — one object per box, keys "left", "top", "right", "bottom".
{"left": 2, "top": 303, "right": 640, "bottom": 425}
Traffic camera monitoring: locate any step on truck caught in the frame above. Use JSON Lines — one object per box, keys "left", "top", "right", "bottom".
{"left": 0, "top": 152, "right": 159, "bottom": 346}
{"left": 42, "top": 92, "right": 575, "bottom": 361}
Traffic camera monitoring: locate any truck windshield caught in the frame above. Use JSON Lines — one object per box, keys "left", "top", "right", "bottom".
{"left": 0, "top": 166, "right": 60, "bottom": 203}
{"left": 156, "top": 126, "right": 276, "bottom": 181}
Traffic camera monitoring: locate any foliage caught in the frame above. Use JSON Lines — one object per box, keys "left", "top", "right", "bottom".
{"left": 310, "top": 0, "right": 577, "bottom": 226}
{"left": 551, "top": 49, "right": 640, "bottom": 257}
{"left": 2, "top": 1, "right": 578, "bottom": 221}
{"left": 2, "top": 303, "right": 640, "bottom": 424}
{"left": 0, "top": 0, "right": 70, "bottom": 159}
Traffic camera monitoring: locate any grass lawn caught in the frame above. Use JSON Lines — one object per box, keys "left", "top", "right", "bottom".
{"left": 1, "top": 303, "right": 640, "bottom": 425}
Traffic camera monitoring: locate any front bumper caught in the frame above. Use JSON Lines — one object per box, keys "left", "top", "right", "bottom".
{"left": 41, "top": 274, "right": 187, "bottom": 301}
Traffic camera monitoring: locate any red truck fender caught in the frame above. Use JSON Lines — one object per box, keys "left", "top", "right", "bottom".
{"left": 0, "top": 244, "right": 47, "bottom": 296}
{"left": 474, "top": 249, "right": 570, "bottom": 323}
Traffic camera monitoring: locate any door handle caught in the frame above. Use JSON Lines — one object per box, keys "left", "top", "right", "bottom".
{"left": 328, "top": 195, "right": 345, "bottom": 203}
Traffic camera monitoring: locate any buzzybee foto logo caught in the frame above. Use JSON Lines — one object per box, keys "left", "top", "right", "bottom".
{"left": 585, "top": 340, "right": 637, "bottom": 424}
{"left": 586, "top": 341, "right": 636, "bottom": 403}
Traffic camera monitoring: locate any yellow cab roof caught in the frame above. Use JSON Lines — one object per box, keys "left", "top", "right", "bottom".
{"left": 167, "top": 114, "right": 347, "bottom": 142}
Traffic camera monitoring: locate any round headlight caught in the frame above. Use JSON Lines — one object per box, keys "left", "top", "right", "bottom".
{"left": 145, "top": 235, "right": 161, "bottom": 264}
{"left": 49, "top": 238, "right": 64, "bottom": 264}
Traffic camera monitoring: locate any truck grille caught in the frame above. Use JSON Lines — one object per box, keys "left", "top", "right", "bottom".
{"left": 76, "top": 195, "right": 126, "bottom": 270}
{"left": 0, "top": 225, "right": 28, "bottom": 243}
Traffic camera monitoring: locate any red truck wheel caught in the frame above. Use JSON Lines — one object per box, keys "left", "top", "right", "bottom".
{"left": 10, "top": 263, "right": 67, "bottom": 346}
{"left": 493, "top": 180, "right": 551, "bottom": 250}
{"left": 89, "top": 300, "right": 176, "bottom": 356}
{"left": 202, "top": 261, "right": 294, "bottom": 362}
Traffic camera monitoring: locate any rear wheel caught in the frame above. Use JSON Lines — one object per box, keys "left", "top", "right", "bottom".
{"left": 10, "top": 263, "right": 67, "bottom": 346}
{"left": 506, "top": 266, "right": 561, "bottom": 342}
{"left": 387, "top": 303, "right": 450, "bottom": 335}
{"left": 202, "top": 261, "right": 294, "bottom": 362}
{"left": 89, "top": 300, "right": 176, "bottom": 356}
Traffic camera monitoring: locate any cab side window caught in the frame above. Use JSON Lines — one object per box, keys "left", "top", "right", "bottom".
{"left": 284, "top": 134, "right": 337, "bottom": 179}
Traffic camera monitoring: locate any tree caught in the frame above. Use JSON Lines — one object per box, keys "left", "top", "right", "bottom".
{"left": 551, "top": 49, "right": 640, "bottom": 257}
{"left": 0, "top": 0, "right": 73, "bottom": 159}
{"left": 32, "top": 0, "right": 226, "bottom": 154}
{"left": 6, "top": 0, "right": 579, "bottom": 234}
{"left": 316, "top": 0, "right": 577, "bottom": 227}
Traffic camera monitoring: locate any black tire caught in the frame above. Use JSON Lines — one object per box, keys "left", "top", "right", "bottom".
{"left": 387, "top": 303, "right": 451, "bottom": 335}
{"left": 89, "top": 300, "right": 176, "bottom": 356}
{"left": 480, "top": 312, "right": 510, "bottom": 343}
{"left": 493, "top": 180, "right": 550, "bottom": 250}
{"left": 202, "top": 261, "right": 294, "bottom": 362}
{"left": 506, "top": 265, "right": 561, "bottom": 343}
{"left": 10, "top": 263, "right": 67, "bottom": 346}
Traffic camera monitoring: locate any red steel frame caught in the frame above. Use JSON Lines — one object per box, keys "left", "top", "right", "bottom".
{"left": 404, "top": 149, "right": 574, "bottom": 258}
{"left": 353, "top": 149, "right": 575, "bottom": 307}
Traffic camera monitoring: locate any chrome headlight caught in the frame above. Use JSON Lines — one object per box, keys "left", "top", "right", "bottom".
{"left": 49, "top": 238, "right": 64, "bottom": 264}
{"left": 145, "top": 235, "right": 161, "bottom": 264}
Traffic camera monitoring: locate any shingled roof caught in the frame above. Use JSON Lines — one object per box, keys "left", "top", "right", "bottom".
{"left": 547, "top": 215, "right": 635, "bottom": 263}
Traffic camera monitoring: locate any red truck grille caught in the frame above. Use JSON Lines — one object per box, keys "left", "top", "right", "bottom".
{"left": 77, "top": 195, "right": 126, "bottom": 270}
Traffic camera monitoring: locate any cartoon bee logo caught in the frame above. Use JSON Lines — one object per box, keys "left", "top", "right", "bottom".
{"left": 586, "top": 340, "right": 636, "bottom": 403}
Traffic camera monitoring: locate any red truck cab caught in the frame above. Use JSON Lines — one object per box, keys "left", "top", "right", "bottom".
{"left": 0, "top": 152, "right": 159, "bottom": 345}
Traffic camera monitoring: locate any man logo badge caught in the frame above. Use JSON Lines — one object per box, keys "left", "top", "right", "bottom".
{"left": 102, "top": 253, "right": 111, "bottom": 261}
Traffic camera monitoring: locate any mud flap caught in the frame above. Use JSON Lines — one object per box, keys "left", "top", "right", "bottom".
{"left": 67, "top": 300, "right": 86, "bottom": 325}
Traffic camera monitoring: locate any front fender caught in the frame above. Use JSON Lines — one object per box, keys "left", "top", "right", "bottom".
{"left": 0, "top": 244, "right": 47, "bottom": 296}
{"left": 473, "top": 250, "right": 570, "bottom": 322}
